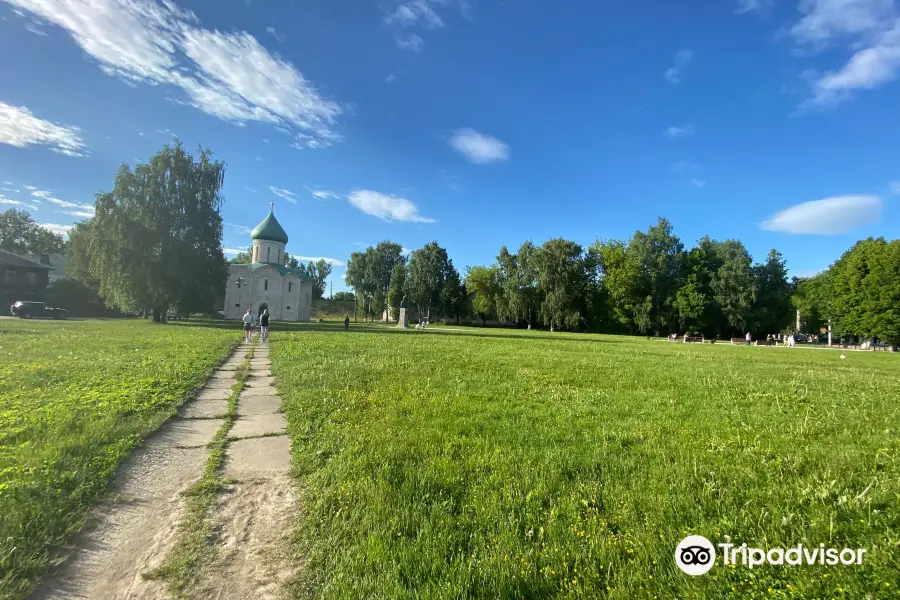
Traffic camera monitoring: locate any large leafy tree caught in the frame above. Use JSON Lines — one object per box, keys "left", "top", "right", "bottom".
{"left": 0, "top": 208, "right": 67, "bottom": 256}
{"left": 753, "top": 249, "right": 793, "bottom": 334}
{"left": 710, "top": 240, "right": 756, "bottom": 335}
{"left": 594, "top": 239, "right": 641, "bottom": 333}
{"left": 82, "top": 142, "right": 228, "bottom": 320}
{"left": 793, "top": 273, "right": 830, "bottom": 335}
{"left": 627, "top": 217, "right": 684, "bottom": 335}
{"left": 230, "top": 248, "right": 252, "bottom": 264}
{"left": 406, "top": 241, "right": 452, "bottom": 320}
{"left": 366, "top": 242, "right": 405, "bottom": 318}
{"left": 302, "top": 259, "right": 333, "bottom": 300}
{"left": 497, "top": 241, "right": 541, "bottom": 328}
{"left": 387, "top": 263, "right": 407, "bottom": 318}
{"left": 441, "top": 262, "right": 467, "bottom": 324}
{"left": 465, "top": 264, "right": 501, "bottom": 324}
{"left": 534, "top": 238, "right": 588, "bottom": 331}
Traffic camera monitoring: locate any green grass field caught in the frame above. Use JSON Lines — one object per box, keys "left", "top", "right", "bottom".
{"left": 0, "top": 318, "right": 237, "bottom": 599}
{"left": 274, "top": 324, "right": 900, "bottom": 599}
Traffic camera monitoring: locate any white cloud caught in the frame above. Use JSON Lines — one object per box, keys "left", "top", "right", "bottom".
{"left": 4, "top": 0, "right": 342, "bottom": 147}
{"left": 395, "top": 34, "right": 424, "bottom": 51}
{"left": 265, "top": 26, "right": 284, "bottom": 42}
{"left": 449, "top": 128, "right": 509, "bottom": 164}
{"left": 890, "top": 180, "right": 900, "bottom": 194}
{"left": 690, "top": 178, "right": 708, "bottom": 188}
{"left": 223, "top": 247, "right": 244, "bottom": 256}
{"left": 291, "top": 255, "right": 346, "bottom": 267}
{"left": 761, "top": 195, "right": 883, "bottom": 234}
{"left": 347, "top": 190, "right": 435, "bottom": 223}
{"left": 269, "top": 186, "right": 297, "bottom": 203}
{"left": 385, "top": 1, "right": 444, "bottom": 29}
{"left": 385, "top": 72, "right": 399, "bottom": 83}
{"left": 0, "top": 102, "right": 87, "bottom": 157}
{"left": 304, "top": 186, "right": 340, "bottom": 200}
{"left": 735, "top": 0, "right": 771, "bottom": 14}
{"left": 790, "top": 1, "right": 900, "bottom": 109}
{"left": 225, "top": 222, "right": 252, "bottom": 235}
{"left": 28, "top": 189, "right": 95, "bottom": 215}
{"left": 0, "top": 195, "right": 39, "bottom": 210}
{"left": 244, "top": 185, "right": 258, "bottom": 194}
{"left": 665, "top": 49, "right": 693, "bottom": 83}
{"left": 401, "top": 246, "right": 411, "bottom": 255}
{"left": 664, "top": 124, "right": 694, "bottom": 140}
{"left": 39, "top": 223, "right": 74, "bottom": 236}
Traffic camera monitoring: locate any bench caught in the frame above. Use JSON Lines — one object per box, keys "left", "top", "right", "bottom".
{"left": 683, "top": 336, "right": 704, "bottom": 343}
{"left": 755, "top": 340, "right": 777, "bottom": 347}
{"left": 730, "top": 338, "right": 748, "bottom": 344}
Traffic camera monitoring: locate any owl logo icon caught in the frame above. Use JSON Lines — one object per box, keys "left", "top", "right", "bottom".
{"left": 675, "top": 535, "right": 716, "bottom": 575}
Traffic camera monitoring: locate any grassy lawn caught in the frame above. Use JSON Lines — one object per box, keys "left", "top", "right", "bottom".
{"left": 274, "top": 324, "right": 900, "bottom": 599}
{"left": 0, "top": 318, "right": 238, "bottom": 599}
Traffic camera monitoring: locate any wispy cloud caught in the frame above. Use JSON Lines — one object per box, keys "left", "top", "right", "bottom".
{"left": 304, "top": 186, "right": 340, "bottom": 200}
{"left": 347, "top": 190, "right": 435, "bottom": 223}
{"left": 265, "top": 26, "right": 284, "bottom": 42}
{"left": 385, "top": 72, "right": 399, "bottom": 83}
{"left": 244, "top": 185, "right": 258, "bottom": 194}
{"left": 0, "top": 102, "right": 87, "bottom": 157}
{"left": 225, "top": 222, "right": 252, "bottom": 235}
{"left": 269, "top": 186, "right": 298, "bottom": 203}
{"left": 382, "top": 0, "right": 464, "bottom": 50}
{"left": 690, "top": 178, "right": 708, "bottom": 188}
{"left": 449, "top": 128, "right": 509, "bottom": 164}
{"left": 39, "top": 223, "right": 74, "bottom": 236}
{"left": 291, "top": 255, "right": 346, "bottom": 267}
{"left": 791, "top": 1, "right": 900, "bottom": 109}
{"left": 28, "top": 189, "right": 95, "bottom": 216}
{"left": 735, "top": 0, "right": 771, "bottom": 15}
{"left": 0, "top": 194, "right": 39, "bottom": 211}
{"left": 223, "top": 247, "right": 245, "bottom": 256}
{"left": 890, "top": 180, "right": 900, "bottom": 195}
{"left": 395, "top": 34, "right": 424, "bottom": 52}
{"left": 665, "top": 49, "right": 693, "bottom": 84}
{"left": 761, "top": 195, "right": 883, "bottom": 234}
{"left": 4, "top": 0, "right": 343, "bottom": 147}
{"left": 664, "top": 124, "right": 694, "bottom": 140}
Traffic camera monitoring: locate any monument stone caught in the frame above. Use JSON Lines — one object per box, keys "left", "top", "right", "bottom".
{"left": 398, "top": 295, "right": 409, "bottom": 328}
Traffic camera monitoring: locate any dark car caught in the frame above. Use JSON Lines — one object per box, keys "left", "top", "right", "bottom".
{"left": 10, "top": 301, "right": 69, "bottom": 319}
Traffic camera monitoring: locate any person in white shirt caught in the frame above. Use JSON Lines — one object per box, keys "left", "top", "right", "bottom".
{"left": 242, "top": 309, "right": 255, "bottom": 342}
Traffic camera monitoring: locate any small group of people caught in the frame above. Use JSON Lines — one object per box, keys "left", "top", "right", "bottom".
{"left": 241, "top": 308, "right": 270, "bottom": 342}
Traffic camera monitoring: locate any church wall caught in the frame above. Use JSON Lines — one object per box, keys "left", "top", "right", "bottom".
{"left": 297, "top": 281, "right": 313, "bottom": 322}
{"left": 224, "top": 264, "right": 250, "bottom": 320}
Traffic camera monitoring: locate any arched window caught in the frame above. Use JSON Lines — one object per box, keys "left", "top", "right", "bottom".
{"left": 264, "top": 279, "right": 268, "bottom": 291}
{"left": 277, "top": 249, "right": 281, "bottom": 264}
{"left": 267, "top": 246, "right": 271, "bottom": 262}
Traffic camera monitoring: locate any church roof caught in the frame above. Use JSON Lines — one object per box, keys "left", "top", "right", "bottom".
{"left": 251, "top": 208, "right": 289, "bottom": 244}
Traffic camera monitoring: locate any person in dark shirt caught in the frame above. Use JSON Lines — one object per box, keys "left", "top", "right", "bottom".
{"left": 260, "top": 309, "right": 270, "bottom": 341}
{"left": 344, "top": 315, "right": 350, "bottom": 331}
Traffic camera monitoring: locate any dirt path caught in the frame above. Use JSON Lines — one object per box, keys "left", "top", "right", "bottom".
{"left": 195, "top": 341, "right": 300, "bottom": 599}
{"left": 29, "top": 339, "right": 299, "bottom": 600}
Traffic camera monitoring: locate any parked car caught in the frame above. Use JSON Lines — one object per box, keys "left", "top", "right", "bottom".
{"left": 10, "top": 301, "right": 69, "bottom": 319}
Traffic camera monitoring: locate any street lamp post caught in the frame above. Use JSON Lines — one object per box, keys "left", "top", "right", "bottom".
{"left": 235, "top": 269, "right": 254, "bottom": 313}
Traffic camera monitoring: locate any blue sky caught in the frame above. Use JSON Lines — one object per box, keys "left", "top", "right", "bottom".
{"left": 1, "top": 0, "right": 898, "bottom": 292}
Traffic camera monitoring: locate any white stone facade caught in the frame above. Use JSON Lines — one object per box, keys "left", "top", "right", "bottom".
{"left": 224, "top": 264, "right": 312, "bottom": 321}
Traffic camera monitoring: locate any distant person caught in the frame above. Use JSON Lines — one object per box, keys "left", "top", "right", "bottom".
{"left": 344, "top": 316, "right": 350, "bottom": 331}
{"left": 242, "top": 309, "right": 255, "bottom": 342}
{"left": 788, "top": 334, "right": 796, "bottom": 348}
{"left": 745, "top": 332, "right": 752, "bottom": 346}
{"left": 260, "top": 309, "right": 270, "bottom": 342}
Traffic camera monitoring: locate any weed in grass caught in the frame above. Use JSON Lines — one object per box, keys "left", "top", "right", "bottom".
{"left": 0, "top": 319, "right": 238, "bottom": 600}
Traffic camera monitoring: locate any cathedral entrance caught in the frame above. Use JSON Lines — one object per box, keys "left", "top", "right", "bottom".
{"left": 258, "top": 303, "right": 268, "bottom": 319}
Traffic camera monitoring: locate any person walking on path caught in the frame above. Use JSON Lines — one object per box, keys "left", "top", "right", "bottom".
{"left": 344, "top": 315, "right": 350, "bottom": 331}
{"left": 745, "top": 331, "right": 752, "bottom": 346}
{"left": 260, "top": 309, "right": 270, "bottom": 342}
{"left": 242, "top": 308, "right": 255, "bottom": 342}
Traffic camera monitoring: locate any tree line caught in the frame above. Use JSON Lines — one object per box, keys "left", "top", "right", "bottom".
{"left": 347, "top": 218, "right": 898, "bottom": 346}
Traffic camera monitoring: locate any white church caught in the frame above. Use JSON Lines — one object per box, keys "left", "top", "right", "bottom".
{"left": 223, "top": 206, "right": 313, "bottom": 322}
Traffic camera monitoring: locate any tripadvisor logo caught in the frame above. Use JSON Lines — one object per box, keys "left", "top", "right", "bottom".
{"left": 675, "top": 535, "right": 868, "bottom": 575}
{"left": 675, "top": 535, "right": 716, "bottom": 575}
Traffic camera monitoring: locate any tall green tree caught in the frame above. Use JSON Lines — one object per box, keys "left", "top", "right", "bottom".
{"left": 753, "top": 249, "right": 793, "bottom": 334}
{"left": 229, "top": 248, "right": 252, "bottom": 264}
{"left": 366, "top": 242, "right": 405, "bottom": 319}
{"left": 441, "top": 262, "right": 467, "bottom": 324}
{"left": 465, "top": 265, "right": 502, "bottom": 324}
{"left": 497, "top": 241, "right": 541, "bottom": 328}
{"left": 793, "top": 273, "right": 830, "bottom": 335}
{"left": 346, "top": 251, "right": 372, "bottom": 320}
{"left": 627, "top": 217, "right": 684, "bottom": 335}
{"left": 594, "top": 239, "right": 641, "bottom": 333}
{"left": 387, "top": 263, "right": 407, "bottom": 319}
{"left": 0, "top": 208, "right": 67, "bottom": 256}
{"left": 303, "top": 259, "right": 333, "bottom": 301}
{"left": 710, "top": 240, "right": 756, "bottom": 335}
{"left": 406, "top": 241, "right": 452, "bottom": 320}
{"left": 534, "top": 238, "right": 588, "bottom": 331}
{"left": 85, "top": 142, "right": 228, "bottom": 320}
